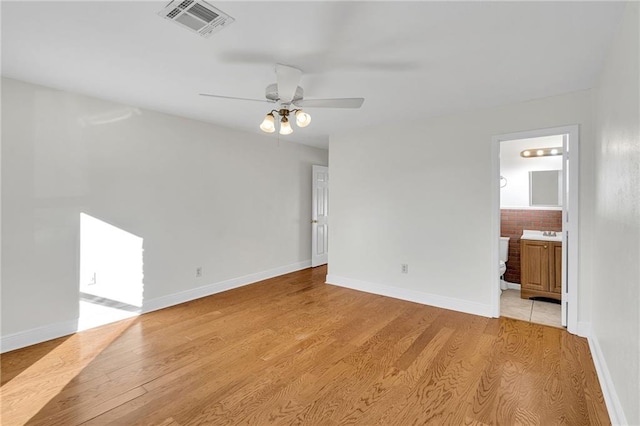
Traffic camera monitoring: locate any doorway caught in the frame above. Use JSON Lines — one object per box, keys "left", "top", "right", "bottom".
{"left": 491, "top": 126, "right": 579, "bottom": 334}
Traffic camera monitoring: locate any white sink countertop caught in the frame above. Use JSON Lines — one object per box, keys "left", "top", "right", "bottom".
{"left": 521, "top": 229, "right": 562, "bottom": 242}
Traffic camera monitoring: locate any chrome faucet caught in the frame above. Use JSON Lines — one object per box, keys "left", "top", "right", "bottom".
{"left": 543, "top": 231, "right": 557, "bottom": 237}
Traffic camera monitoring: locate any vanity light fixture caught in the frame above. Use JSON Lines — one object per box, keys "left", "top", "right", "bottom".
{"left": 520, "top": 147, "right": 563, "bottom": 158}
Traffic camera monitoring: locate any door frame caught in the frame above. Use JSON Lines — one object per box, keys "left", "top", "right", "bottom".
{"left": 491, "top": 125, "right": 579, "bottom": 334}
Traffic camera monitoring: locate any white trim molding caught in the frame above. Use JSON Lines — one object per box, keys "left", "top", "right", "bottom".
{"left": 326, "top": 274, "right": 492, "bottom": 318}
{"left": 0, "top": 319, "right": 79, "bottom": 354}
{"left": 576, "top": 321, "right": 591, "bottom": 338}
{"left": 581, "top": 325, "right": 628, "bottom": 426}
{"left": 1, "top": 260, "right": 311, "bottom": 353}
{"left": 505, "top": 281, "right": 521, "bottom": 290}
{"left": 142, "top": 260, "right": 311, "bottom": 314}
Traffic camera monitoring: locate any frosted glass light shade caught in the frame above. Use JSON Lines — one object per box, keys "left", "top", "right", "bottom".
{"left": 279, "top": 117, "right": 293, "bottom": 135}
{"left": 260, "top": 113, "right": 275, "bottom": 133}
{"left": 295, "top": 110, "right": 311, "bottom": 127}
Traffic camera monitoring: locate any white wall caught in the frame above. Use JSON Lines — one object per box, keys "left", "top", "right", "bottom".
{"left": 328, "top": 90, "right": 594, "bottom": 319}
{"left": 592, "top": 2, "right": 640, "bottom": 424}
{"left": 500, "top": 135, "right": 563, "bottom": 209}
{"left": 1, "top": 78, "right": 328, "bottom": 344}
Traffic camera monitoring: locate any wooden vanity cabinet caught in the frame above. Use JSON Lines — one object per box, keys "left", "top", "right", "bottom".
{"left": 520, "top": 239, "right": 562, "bottom": 300}
{"left": 550, "top": 243, "right": 562, "bottom": 294}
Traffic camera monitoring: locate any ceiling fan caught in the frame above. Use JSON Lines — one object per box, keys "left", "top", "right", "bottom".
{"left": 200, "top": 64, "right": 364, "bottom": 135}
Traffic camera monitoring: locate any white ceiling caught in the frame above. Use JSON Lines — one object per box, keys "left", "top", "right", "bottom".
{"left": 1, "top": 1, "right": 626, "bottom": 149}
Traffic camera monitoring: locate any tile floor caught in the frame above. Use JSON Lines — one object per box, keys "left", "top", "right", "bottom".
{"left": 500, "top": 289, "right": 563, "bottom": 328}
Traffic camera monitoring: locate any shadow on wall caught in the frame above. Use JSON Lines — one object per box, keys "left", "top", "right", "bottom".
{"left": 79, "top": 213, "right": 144, "bottom": 331}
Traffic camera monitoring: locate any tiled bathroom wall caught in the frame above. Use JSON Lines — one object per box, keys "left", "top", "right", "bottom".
{"left": 500, "top": 209, "right": 562, "bottom": 284}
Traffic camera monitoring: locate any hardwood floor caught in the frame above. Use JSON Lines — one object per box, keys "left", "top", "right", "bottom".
{"left": 1, "top": 266, "right": 609, "bottom": 425}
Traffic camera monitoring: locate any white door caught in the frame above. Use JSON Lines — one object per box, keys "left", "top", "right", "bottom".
{"left": 311, "top": 165, "right": 329, "bottom": 267}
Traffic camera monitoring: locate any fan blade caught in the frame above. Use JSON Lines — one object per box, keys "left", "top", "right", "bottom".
{"left": 200, "top": 93, "right": 274, "bottom": 104}
{"left": 276, "top": 64, "right": 302, "bottom": 104}
{"left": 293, "top": 98, "right": 364, "bottom": 109}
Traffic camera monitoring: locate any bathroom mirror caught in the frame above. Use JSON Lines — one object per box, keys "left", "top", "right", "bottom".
{"left": 529, "top": 170, "right": 562, "bottom": 206}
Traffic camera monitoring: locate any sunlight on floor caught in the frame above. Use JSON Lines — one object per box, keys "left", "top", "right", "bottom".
{"left": 77, "top": 301, "right": 139, "bottom": 332}
{"left": 0, "top": 319, "right": 136, "bottom": 425}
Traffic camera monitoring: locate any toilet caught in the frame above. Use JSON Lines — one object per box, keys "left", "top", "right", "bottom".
{"left": 499, "top": 237, "right": 510, "bottom": 290}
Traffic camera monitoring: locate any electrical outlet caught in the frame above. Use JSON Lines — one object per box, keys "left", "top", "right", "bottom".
{"left": 401, "top": 264, "right": 408, "bottom": 274}
{"left": 196, "top": 267, "right": 202, "bottom": 278}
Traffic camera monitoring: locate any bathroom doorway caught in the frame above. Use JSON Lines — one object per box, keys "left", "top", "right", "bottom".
{"left": 491, "top": 126, "right": 579, "bottom": 334}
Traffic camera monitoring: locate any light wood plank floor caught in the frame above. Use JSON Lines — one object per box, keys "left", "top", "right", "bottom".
{"left": 1, "top": 266, "right": 609, "bottom": 425}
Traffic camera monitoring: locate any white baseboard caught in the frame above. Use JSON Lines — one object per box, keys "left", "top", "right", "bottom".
{"left": 0, "top": 319, "right": 78, "bottom": 354}
{"left": 581, "top": 323, "right": 628, "bottom": 425}
{"left": 326, "top": 274, "right": 492, "bottom": 317}
{"left": 576, "top": 321, "right": 591, "bottom": 338}
{"left": 142, "top": 260, "right": 311, "bottom": 314}
{"left": 1, "top": 260, "right": 311, "bottom": 354}
{"left": 505, "top": 281, "right": 521, "bottom": 290}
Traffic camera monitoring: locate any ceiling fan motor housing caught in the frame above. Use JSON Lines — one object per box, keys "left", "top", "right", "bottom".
{"left": 265, "top": 83, "right": 304, "bottom": 104}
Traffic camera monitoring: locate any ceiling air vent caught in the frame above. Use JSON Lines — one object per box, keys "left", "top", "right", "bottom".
{"left": 158, "top": 0, "right": 234, "bottom": 38}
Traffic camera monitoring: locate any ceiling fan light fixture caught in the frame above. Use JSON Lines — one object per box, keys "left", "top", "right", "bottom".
{"left": 295, "top": 110, "right": 311, "bottom": 127}
{"left": 279, "top": 116, "right": 293, "bottom": 135}
{"left": 260, "top": 112, "right": 276, "bottom": 133}
{"left": 203, "top": 64, "right": 364, "bottom": 137}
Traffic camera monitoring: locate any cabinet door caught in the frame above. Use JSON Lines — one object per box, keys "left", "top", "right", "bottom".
{"left": 549, "top": 242, "right": 563, "bottom": 294}
{"left": 521, "top": 240, "right": 549, "bottom": 292}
